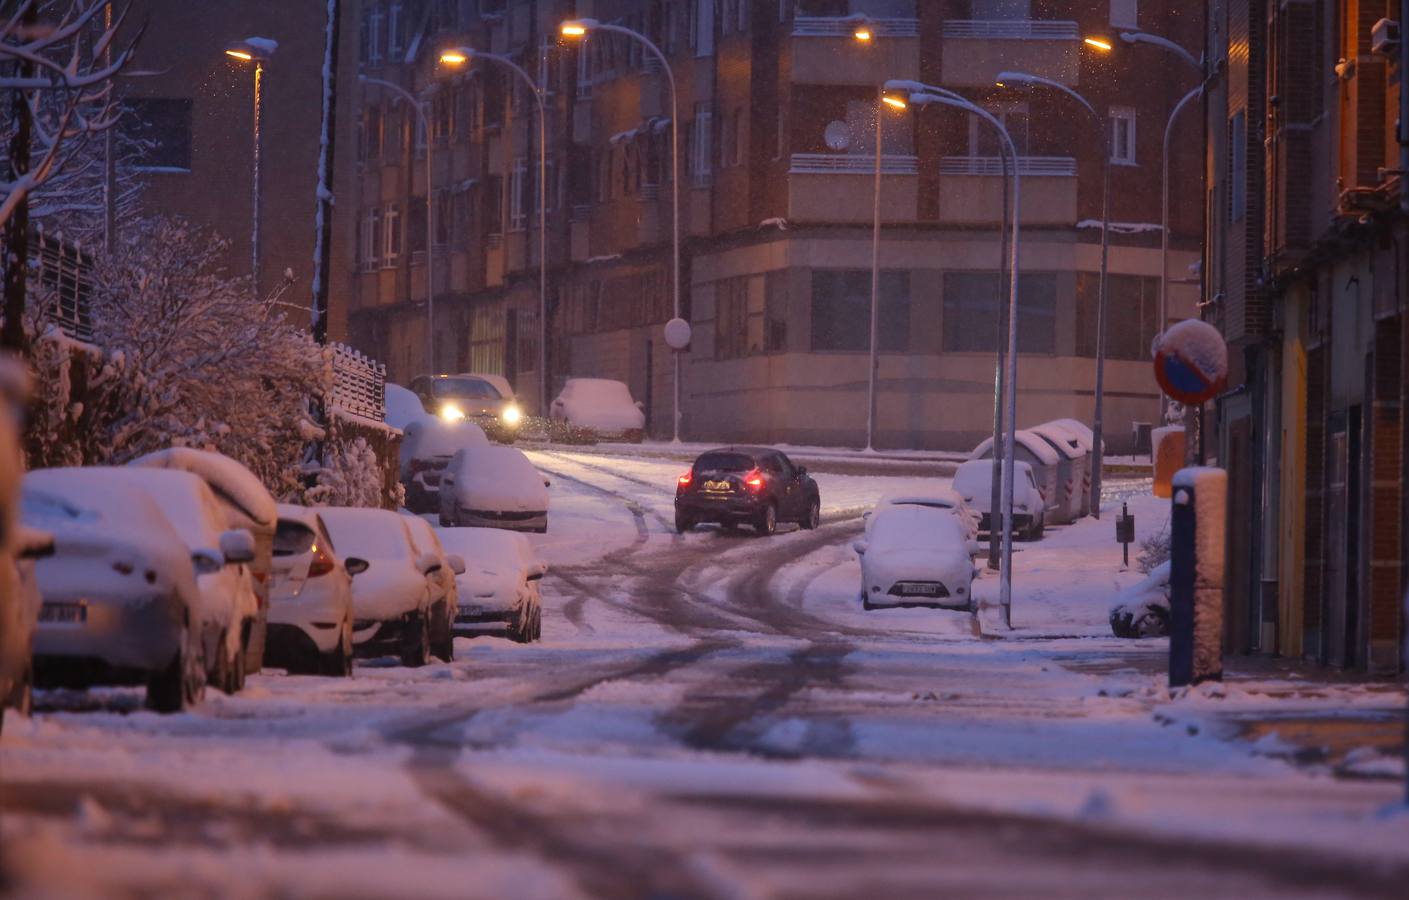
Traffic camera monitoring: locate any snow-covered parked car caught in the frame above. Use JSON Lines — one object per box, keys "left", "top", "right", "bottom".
{"left": 969, "top": 431, "right": 1065, "bottom": 525}
{"left": 385, "top": 382, "right": 434, "bottom": 431}
{"left": 22, "top": 474, "right": 206, "bottom": 713}
{"left": 550, "top": 378, "right": 646, "bottom": 442}
{"left": 318, "top": 507, "right": 438, "bottom": 667}
{"left": 439, "top": 445, "right": 550, "bottom": 533}
{"left": 1109, "top": 562, "right": 1171, "bottom": 638}
{"left": 401, "top": 513, "right": 463, "bottom": 661}
{"left": 436, "top": 527, "right": 545, "bottom": 643}
{"left": 268, "top": 505, "right": 367, "bottom": 676}
{"left": 400, "top": 418, "right": 490, "bottom": 514}
{"left": 852, "top": 506, "right": 982, "bottom": 611}
{"left": 951, "top": 459, "right": 1046, "bottom": 541}
{"left": 130, "top": 448, "right": 277, "bottom": 676}
{"left": 865, "top": 487, "right": 980, "bottom": 540}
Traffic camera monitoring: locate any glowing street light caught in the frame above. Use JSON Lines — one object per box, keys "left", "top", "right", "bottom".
{"left": 224, "top": 38, "right": 276, "bottom": 297}
{"left": 1083, "top": 36, "right": 1113, "bottom": 52}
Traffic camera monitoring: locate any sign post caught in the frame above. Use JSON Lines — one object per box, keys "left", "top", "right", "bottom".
{"left": 1116, "top": 502, "right": 1134, "bottom": 568}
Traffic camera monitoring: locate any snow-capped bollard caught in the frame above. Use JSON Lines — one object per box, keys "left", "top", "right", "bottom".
{"left": 1168, "top": 467, "right": 1226, "bottom": 687}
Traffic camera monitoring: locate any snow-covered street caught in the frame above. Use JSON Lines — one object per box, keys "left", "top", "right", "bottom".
{"left": 1, "top": 447, "right": 1406, "bottom": 899}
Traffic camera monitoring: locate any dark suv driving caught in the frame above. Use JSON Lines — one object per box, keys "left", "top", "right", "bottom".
{"left": 675, "top": 447, "right": 821, "bottom": 536}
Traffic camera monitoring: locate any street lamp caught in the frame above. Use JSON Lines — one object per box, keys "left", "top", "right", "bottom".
{"left": 225, "top": 38, "right": 276, "bottom": 296}
{"left": 561, "top": 18, "right": 683, "bottom": 442}
{"left": 887, "top": 80, "right": 1022, "bottom": 627}
{"left": 440, "top": 47, "right": 549, "bottom": 418}
{"left": 995, "top": 71, "right": 1113, "bottom": 520}
{"left": 358, "top": 74, "right": 436, "bottom": 376}
{"left": 866, "top": 89, "right": 908, "bottom": 452}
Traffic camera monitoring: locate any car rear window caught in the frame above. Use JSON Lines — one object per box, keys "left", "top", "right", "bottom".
{"left": 693, "top": 452, "right": 754, "bottom": 473}
{"left": 431, "top": 377, "right": 501, "bottom": 400}
{"left": 274, "top": 520, "right": 317, "bottom": 557}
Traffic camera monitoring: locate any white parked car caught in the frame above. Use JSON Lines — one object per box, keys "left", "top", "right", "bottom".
{"left": 852, "top": 506, "right": 981, "bottom": 611}
{"left": 439, "top": 445, "right": 550, "bottom": 533}
{"left": 319, "top": 507, "right": 438, "bottom": 667}
{"left": 401, "top": 513, "right": 463, "bottom": 661}
{"left": 22, "top": 475, "right": 205, "bottom": 713}
{"left": 385, "top": 382, "right": 435, "bottom": 431}
{"left": 952, "top": 459, "right": 1046, "bottom": 541}
{"left": 36, "top": 467, "right": 257, "bottom": 695}
{"left": 550, "top": 378, "right": 646, "bottom": 442}
{"left": 865, "top": 487, "right": 980, "bottom": 540}
{"left": 130, "top": 448, "right": 278, "bottom": 676}
{"left": 436, "top": 527, "right": 545, "bottom": 643}
{"left": 268, "top": 504, "right": 367, "bottom": 677}
{"left": 400, "top": 418, "right": 490, "bottom": 514}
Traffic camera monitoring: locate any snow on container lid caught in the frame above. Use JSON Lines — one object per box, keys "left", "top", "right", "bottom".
{"left": 968, "top": 430, "right": 1061, "bottom": 466}
{"left": 128, "top": 447, "right": 277, "bottom": 527}
{"left": 1049, "top": 418, "right": 1096, "bottom": 451}
{"left": 1027, "top": 423, "right": 1083, "bottom": 459}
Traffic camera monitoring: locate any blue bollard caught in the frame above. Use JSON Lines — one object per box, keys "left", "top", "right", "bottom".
{"left": 1169, "top": 467, "right": 1226, "bottom": 688}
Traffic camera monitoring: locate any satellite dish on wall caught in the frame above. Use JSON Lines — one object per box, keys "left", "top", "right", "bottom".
{"left": 824, "top": 121, "right": 852, "bottom": 151}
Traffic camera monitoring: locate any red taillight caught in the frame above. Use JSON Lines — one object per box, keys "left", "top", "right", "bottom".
{"left": 744, "top": 469, "right": 765, "bottom": 491}
{"left": 308, "top": 544, "right": 336, "bottom": 577}
{"left": 678, "top": 471, "right": 693, "bottom": 488}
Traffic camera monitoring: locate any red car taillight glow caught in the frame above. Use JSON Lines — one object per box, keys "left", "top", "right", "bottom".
{"left": 744, "top": 469, "right": 765, "bottom": 491}
{"left": 678, "top": 471, "right": 692, "bottom": 488}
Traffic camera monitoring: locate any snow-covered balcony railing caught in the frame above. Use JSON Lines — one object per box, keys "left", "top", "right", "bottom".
{"left": 939, "top": 156, "right": 1077, "bottom": 177}
{"left": 329, "top": 342, "right": 387, "bottom": 423}
{"left": 942, "top": 20, "right": 1079, "bottom": 40}
{"left": 790, "top": 153, "right": 919, "bottom": 175}
{"left": 31, "top": 228, "right": 94, "bottom": 344}
{"left": 793, "top": 16, "right": 919, "bottom": 38}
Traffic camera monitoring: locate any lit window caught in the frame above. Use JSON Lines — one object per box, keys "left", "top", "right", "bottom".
{"left": 1110, "top": 106, "right": 1137, "bottom": 165}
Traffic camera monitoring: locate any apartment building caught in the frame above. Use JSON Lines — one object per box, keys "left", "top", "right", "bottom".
{"left": 344, "top": 0, "right": 1203, "bottom": 447}
{"left": 1209, "top": 0, "right": 1406, "bottom": 673}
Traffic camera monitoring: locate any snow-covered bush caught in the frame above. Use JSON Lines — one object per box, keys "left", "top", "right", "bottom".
{"left": 301, "top": 421, "right": 401, "bottom": 510}
{"left": 1110, "top": 562, "right": 1171, "bottom": 638}
{"left": 1137, "top": 520, "right": 1171, "bottom": 574}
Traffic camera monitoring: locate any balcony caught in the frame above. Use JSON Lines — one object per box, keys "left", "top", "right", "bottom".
{"left": 937, "top": 156, "right": 1077, "bottom": 225}
{"left": 791, "top": 17, "right": 920, "bottom": 86}
{"left": 940, "top": 20, "right": 1080, "bottom": 88}
{"left": 788, "top": 153, "right": 918, "bottom": 224}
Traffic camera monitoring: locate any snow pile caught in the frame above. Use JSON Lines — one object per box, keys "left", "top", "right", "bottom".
{"left": 1109, "top": 561, "right": 1171, "bottom": 637}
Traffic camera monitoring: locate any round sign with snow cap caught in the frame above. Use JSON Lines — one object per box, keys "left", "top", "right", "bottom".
{"left": 1152, "top": 320, "right": 1228, "bottom": 405}
{"left": 664, "top": 317, "right": 692, "bottom": 351}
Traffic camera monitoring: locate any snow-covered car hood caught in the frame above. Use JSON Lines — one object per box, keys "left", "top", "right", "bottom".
{"left": 453, "top": 471, "right": 549, "bottom": 513}
{"left": 454, "top": 564, "right": 524, "bottom": 613}
{"left": 349, "top": 559, "right": 427, "bottom": 621}
{"left": 863, "top": 548, "right": 972, "bottom": 587}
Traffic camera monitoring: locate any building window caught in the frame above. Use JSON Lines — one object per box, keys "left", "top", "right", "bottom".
{"left": 971, "top": 0, "right": 1031, "bottom": 19}
{"left": 775, "top": 104, "right": 786, "bottom": 160}
{"left": 1229, "top": 109, "right": 1247, "bottom": 222}
{"left": 383, "top": 204, "right": 401, "bottom": 266}
{"left": 764, "top": 270, "right": 789, "bottom": 351}
{"left": 941, "top": 272, "right": 1056, "bottom": 354}
{"left": 408, "top": 197, "right": 426, "bottom": 256}
{"left": 1077, "top": 273, "right": 1157, "bottom": 360}
{"left": 733, "top": 109, "right": 745, "bottom": 168}
{"left": 388, "top": 2, "right": 404, "bottom": 58}
{"left": 1109, "top": 0, "right": 1138, "bottom": 29}
{"left": 124, "top": 98, "right": 193, "bottom": 171}
{"left": 1110, "top": 106, "right": 1136, "bottom": 165}
{"left": 811, "top": 270, "right": 909, "bottom": 352}
{"left": 435, "top": 190, "right": 452, "bottom": 246}
{"left": 364, "top": 208, "right": 382, "bottom": 270}
{"left": 509, "top": 156, "right": 527, "bottom": 231}
{"left": 715, "top": 276, "right": 751, "bottom": 359}
{"left": 367, "top": 4, "right": 384, "bottom": 64}
{"left": 690, "top": 102, "right": 713, "bottom": 185}
{"left": 971, "top": 103, "right": 1029, "bottom": 157}
{"left": 365, "top": 104, "right": 384, "bottom": 160}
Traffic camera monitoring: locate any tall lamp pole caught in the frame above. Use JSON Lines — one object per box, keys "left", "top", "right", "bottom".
{"left": 995, "top": 71, "right": 1112, "bottom": 518}
{"left": 866, "top": 84, "right": 909, "bottom": 451}
{"left": 888, "top": 80, "right": 1021, "bottom": 627}
{"left": 440, "top": 48, "right": 548, "bottom": 416}
{"left": 562, "top": 19, "right": 682, "bottom": 441}
{"left": 359, "top": 74, "right": 435, "bottom": 374}
{"left": 226, "top": 39, "right": 277, "bottom": 297}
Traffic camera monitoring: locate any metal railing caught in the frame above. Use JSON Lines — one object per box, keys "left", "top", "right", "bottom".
{"left": 942, "top": 20, "right": 1079, "bottom": 40}
{"left": 939, "top": 155, "right": 1077, "bottom": 176}
{"left": 790, "top": 153, "right": 919, "bottom": 175}
{"left": 329, "top": 342, "right": 387, "bottom": 422}
{"left": 31, "top": 228, "right": 94, "bottom": 343}
{"left": 793, "top": 16, "right": 920, "bottom": 38}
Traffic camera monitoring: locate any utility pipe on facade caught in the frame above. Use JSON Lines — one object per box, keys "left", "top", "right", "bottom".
{"left": 359, "top": 74, "right": 435, "bottom": 374}
{"left": 440, "top": 48, "right": 548, "bottom": 416}
{"left": 562, "top": 20, "right": 683, "bottom": 441}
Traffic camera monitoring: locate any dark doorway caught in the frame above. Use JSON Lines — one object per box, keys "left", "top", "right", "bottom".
{"left": 1324, "top": 407, "right": 1362, "bottom": 668}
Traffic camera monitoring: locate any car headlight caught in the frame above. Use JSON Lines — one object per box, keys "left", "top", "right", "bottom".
{"left": 501, "top": 404, "right": 522, "bottom": 425}
{"left": 439, "top": 403, "right": 466, "bottom": 422}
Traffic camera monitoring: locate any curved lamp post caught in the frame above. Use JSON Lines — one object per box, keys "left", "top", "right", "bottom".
{"left": 440, "top": 47, "right": 548, "bottom": 417}
{"left": 865, "top": 86, "right": 910, "bottom": 453}
{"left": 996, "top": 71, "right": 1112, "bottom": 519}
{"left": 225, "top": 38, "right": 276, "bottom": 297}
{"left": 888, "top": 79, "right": 1022, "bottom": 627}
{"left": 359, "top": 74, "right": 435, "bottom": 374}
{"left": 562, "top": 18, "right": 682, "bottom": 442}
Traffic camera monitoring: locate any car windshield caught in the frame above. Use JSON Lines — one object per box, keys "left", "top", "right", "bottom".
{"left": 273, "top": 519, "right": 317, "bottom": 557}
{"left": 431, "top": 377, "right": 501, "bottom": 401}
{"left": 694, "top": 452, "right": 755, "bottom": 473}
{"left": 321, "top": 512, "right": 410, "bottom": 561}
{"left": 20, "top": 488, "right": 93, "bottom": 524}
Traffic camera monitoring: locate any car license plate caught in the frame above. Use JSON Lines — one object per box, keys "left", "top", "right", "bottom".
{"left": 703, "top": 480, "right": 732, "bottom": 493}
{"left": 898, "top": 583, "right": 942, "bottom": 596}
{"left": 458, "top": 604, "right": 484, "bottom": 617}
{"left": 39, "top": 601, "right": 87, "bottom": 625}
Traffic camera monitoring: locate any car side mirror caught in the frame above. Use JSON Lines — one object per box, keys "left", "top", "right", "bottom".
{"left": 634, "top": 400, "right": 645, "bottom": 410}
{"left": 446, "top": 553, "right": 466, "bottom": 575}
{"left": 796, "top": 466, "right": 807, "bottom": 477}
{"left": 861, "top": 510, "right": 872, "bottom": 519}
{"left": 192, "top": 548, "right": 224, "bottom": 576}
{"left": 416, "top": 551, "right": 442, "bottom": 575}
{"left": 345, "top": 557, "right": 370, "bottom": 577}
{"left": 852, "top": 540, "right": 868, "bottom": 555}
{"left": 219, "top": 529, "right": 257, "bottom": 565}
{"left": 543, "top": 478, "right": 551, "bottom": 488}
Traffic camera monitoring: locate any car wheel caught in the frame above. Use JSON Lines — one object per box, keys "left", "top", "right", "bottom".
{"left": 510, "top": 609, "right": 532, "bottom": 644}
{"left": 1034, "top": 515, "right": 1046, "bottom": 539}
{"left": 148, "top": 641, "right": 203, "bottom": 713}
{"left": 675, "top": 510, "right": 692, "bottom": 534}
{"left": 755, "top": 502, "right": 777, "bottom": 537}
{"left": 533, "top": 609, "right": 543, "bottom": 641}
{"left": 861, "top": 591, "right": 874, "bottom": 611}
{"left": 399, "top": 613, "right": 430, "bottom": 668}
{"left": 0, "top": 667, "right": 33, "bottom": 733}
{"left": 226, "top": 639, "right": 247, "bottom": 694}
{"left": 801, "top": 497, "right": 821, "bottom": 530}
{"left": 432, "top": 603, "right": 455, "bottom": 662}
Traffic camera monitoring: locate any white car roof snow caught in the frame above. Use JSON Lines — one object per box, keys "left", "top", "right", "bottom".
{"left": 74, "top": 466, "right": 229, "bottom": 551}
{"left": 319, "top": 507, "right": 414, "bottom": 562}
{"left": 385, "top": 383, "right": 433, "bottom": 431}
{"left": 436, "top": 526, "right": 538, "bottom": 568}
{"left": 401, "top": 418, "right": 490, "bottom": 460}
{"left": 867, "top": 505, "right": 970, "bottom": 552}
{"left": 953, "top": 459, "right": 1035, "bottom": 494}
{"left": 876, "top": 486, "right": 967, "bottom": 510}
{"left": 128, "top": 447, "right": 277, "bottom": 528}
